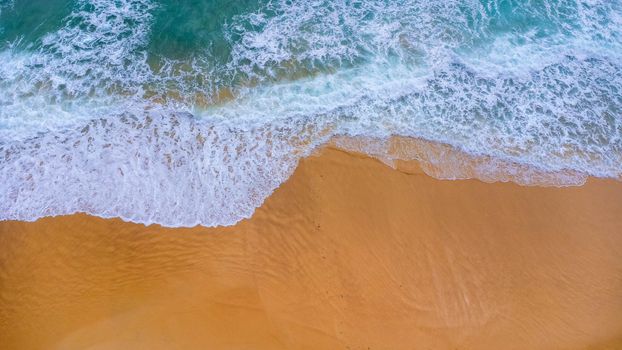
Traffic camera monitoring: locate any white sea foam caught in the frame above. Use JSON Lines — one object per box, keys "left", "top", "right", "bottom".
{"left": 0, "top": 112, "right": 333, "bottom": 227}
{"left": 0, "top": 0, "right": 156, "bottom": 138}
{"left": 1, "top": 0, "right": 621, "bottom": 227}
{"left": 0, "top": 0, "right": 13, "bottom": 15}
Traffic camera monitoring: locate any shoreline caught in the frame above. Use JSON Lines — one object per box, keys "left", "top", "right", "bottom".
{"left": 6, "top": 135, "right": 615, "bottom": 229}
{"left": 2, "top": 145, "right": 622, "bottom": 349}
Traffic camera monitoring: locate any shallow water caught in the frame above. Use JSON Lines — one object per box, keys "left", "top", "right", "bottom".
{"left": 1, "top": 0, "right": 621, "bottom": 227}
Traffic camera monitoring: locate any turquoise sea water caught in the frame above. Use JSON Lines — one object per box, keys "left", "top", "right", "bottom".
{"left": 1, "top": 0, "right": 621, "bottom": 227}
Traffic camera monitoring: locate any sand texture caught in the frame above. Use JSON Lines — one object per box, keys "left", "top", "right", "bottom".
{"left": 1, "top": 146, "right": 622, "bottom": 349}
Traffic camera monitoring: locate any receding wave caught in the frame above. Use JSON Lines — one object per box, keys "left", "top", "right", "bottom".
{"left": 1, "top": 0, "right": 621, "bottom": 227}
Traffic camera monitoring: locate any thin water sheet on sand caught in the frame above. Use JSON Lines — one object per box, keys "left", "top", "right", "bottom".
{"left": 1, "top": 147, "right": 622, "bottom": 349}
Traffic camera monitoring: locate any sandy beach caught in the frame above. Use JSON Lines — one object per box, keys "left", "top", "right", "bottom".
{"left": 1, "top": 144, "right": 622, "bottom": 350}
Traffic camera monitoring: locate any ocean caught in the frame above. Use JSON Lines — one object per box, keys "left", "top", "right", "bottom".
{"left": 1, "top": 0, "right": 621, "bottom": 227}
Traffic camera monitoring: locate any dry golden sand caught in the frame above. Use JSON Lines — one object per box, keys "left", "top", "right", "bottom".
{"left": 1, "top": 145, "right": 622, "bottom": 349}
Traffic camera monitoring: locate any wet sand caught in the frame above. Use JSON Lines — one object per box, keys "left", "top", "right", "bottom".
{"left": 1, "top": 145, "right": 622, "bottom": 349}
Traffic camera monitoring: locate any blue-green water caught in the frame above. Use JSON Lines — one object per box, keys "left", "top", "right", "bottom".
{"left": 1, "top": 0, "right": 621, "bottom": 227}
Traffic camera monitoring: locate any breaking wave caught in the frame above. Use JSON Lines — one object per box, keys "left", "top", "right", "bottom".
{"left": 1, "top": 0, "right": 621, "bottom": 226}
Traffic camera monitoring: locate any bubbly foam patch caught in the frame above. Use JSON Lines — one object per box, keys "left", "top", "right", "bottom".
{"left": 1, "top": 0, "right": 622, "bottom": 227}
{"left": 205, "top": 57, "right": 622, "bottom": 180}
{"left": 225, "top": 0, "right": 622, "bottom": 77}
{"left": 0, "top": 112, "right": 333, "bottom": 227}
{"left": 0, "top": 0, "right": 156, "bottom": 138}
{"left": 0, "top": 0, "right": 13, "bottom": 15}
